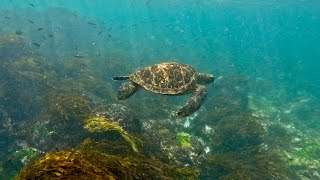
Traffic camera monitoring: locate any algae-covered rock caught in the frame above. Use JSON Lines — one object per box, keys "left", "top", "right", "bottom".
{"left": 0, "top": 34, "right": 32, "bottom": 62}
{"left": 18, "top": 149, "right": 200, "bottom": 179}
{"left": 0, "top": 83, "right": 5, "bottom": 98}
{"left": 211, "top": 112, "right": 265, "bottom": 153}
{"left": 142, "top": 118, "right": 206, "bottom": 166}
{"left": 93, "top": 103, "right": 142, "bottom": 133}
{"left": 201, "top": 150, "right": 288, "bottom": 179}
{"left": 83, "top": 116, "right": 140, "bottom": 153}
{"left": 45, "top": 91, "right": 92, "bottom": 120}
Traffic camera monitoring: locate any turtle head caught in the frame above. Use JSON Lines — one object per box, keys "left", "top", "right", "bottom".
{"left": 196, "top": 73, "right": 215, "bottom": 85}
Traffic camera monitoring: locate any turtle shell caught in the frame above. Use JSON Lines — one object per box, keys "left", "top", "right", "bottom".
{"left": 129, "top": 62, "right": 197, "bottom": 95}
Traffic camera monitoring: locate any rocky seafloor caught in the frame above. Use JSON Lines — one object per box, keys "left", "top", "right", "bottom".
{"left": 0, "top": 10, "right": 319, "bottom": 179}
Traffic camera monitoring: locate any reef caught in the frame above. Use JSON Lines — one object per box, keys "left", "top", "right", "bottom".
{"left": 0, "top": 34, "right": 32, "bottom": 62}
{"left": 247, "top": 78, "right": 320, "bottom": 179}
{"left": 83, "top": 116, "right": 141, "bottom": 153}
{"left": 202, "top": 151, "right": 286, "bottom": 179}
{"left": 0, "top": 7, "right": 319, "bottom": 179}
{"left": 18, "top": 148, "right": 200, "bottom": 179}
{"left": 92, "top": 103, "right": 143, "bottom": 134}
{"left": 45, "top": 90, "right": 93, "bottom": 121}
{"left": 200, "top": 112, "right": 288, "bottom": 179}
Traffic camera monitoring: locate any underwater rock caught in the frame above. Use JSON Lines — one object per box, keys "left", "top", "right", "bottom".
{"left": 244, "top": 85, "right": 320, "bottom": 178}
{"left": 49, "top": 57, "right": 118, "bottom": 101}
{"left": 0, "top": 34, "right": 33, "bottom": 62}
{"left": 277, "top": 124, "right": 320, "bottom": 179}
{"left": 93, "top": 103, "right": 142, "bottom": 134}
{"left": 0, "top": 83, "right": 5, "bottom": 98}
{"left": 18, "top": 149, "right": 200, "bottom": 179}
{"left": 211, "top": 112, "right": 266, "bottom": 153}
{"left": 83, "top": 116, "right": 140, "bottom": 153}
{"left": 0, "top": 52, "right": 57, "bottom": 122}
{"left": 45, "top": 91, "right": 92, "bottom": 121}
{"left": 142, "top": 118, "right": 205, "bottom": 166}
{"left": 200, "top": 150, "right": 288, "bottom": 179}
{"left": 20, "top": 111, "right": 87, "bottom": 153}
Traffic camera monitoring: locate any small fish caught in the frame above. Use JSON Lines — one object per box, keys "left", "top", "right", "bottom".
{"left": 165, "top": 24, "right": 172, "bottom": 27}
{"left": 4, "top": 16, "right": 11, "bottom": 19}
{"left": 48, "top": 34, "right": 54, "bottom": 37}
{"left": 32, "top": 42, "right": 40, "bottom": 47}
{"left": 108, "top": 34, "right": 111, "bottom": 38}
{"left": 87, "top": 21, "right": 97, "bottom": 25}
{"left": 37, "top": 27, "right": 43, "bottom": 31}
{"left": 28, "top": 3, "right": 35, "bottom": 7}
{"left": 132, "top": 24, "right": 137, "bottom": 27}
{"left": 107, "top": 27, "right": 112, "bottom": 31}
{"left": 97, "top": 31, "right": 103, "bottom": 35}
{"left": 74, "top": 54, "right": 85, "bottom": 58}
{"left": 28, "top": 19, "right": 34, "bottom": 24}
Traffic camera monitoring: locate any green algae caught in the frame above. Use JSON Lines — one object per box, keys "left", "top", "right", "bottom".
{"left": 289, "top": 138, "right": 320, "bottom": 168}
{"left": 177, "top": 132, "right": 192, "bottom": 148}
{"left": 14, "top": 149, "right": 40, "bottom": 165}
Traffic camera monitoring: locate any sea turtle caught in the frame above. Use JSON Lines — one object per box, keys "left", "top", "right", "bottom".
{"left": 113, "top": 62, "right": 215, "bottom": 118}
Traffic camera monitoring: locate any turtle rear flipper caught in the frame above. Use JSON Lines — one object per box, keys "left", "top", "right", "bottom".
{"left": 117, "top": 81, "right": 139, "bottom": 100}
{"left": 176, "top": 85, "right": 207, "bottom": 118}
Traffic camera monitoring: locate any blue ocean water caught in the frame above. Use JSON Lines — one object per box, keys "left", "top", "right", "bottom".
{"left": 0, "top": 0, "right": 319, "bottom": 179}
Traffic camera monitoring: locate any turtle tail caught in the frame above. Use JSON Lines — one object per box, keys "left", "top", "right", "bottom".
{"left": 113, "top": 76, "right": 130, "bottom": 80}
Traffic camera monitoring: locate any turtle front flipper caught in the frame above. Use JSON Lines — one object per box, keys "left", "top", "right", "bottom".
{"left": 117, "top": 81, "right": 139, "bottom": 100}
{"left": 176, "top": 85, "right": 207, "bottom": 118}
